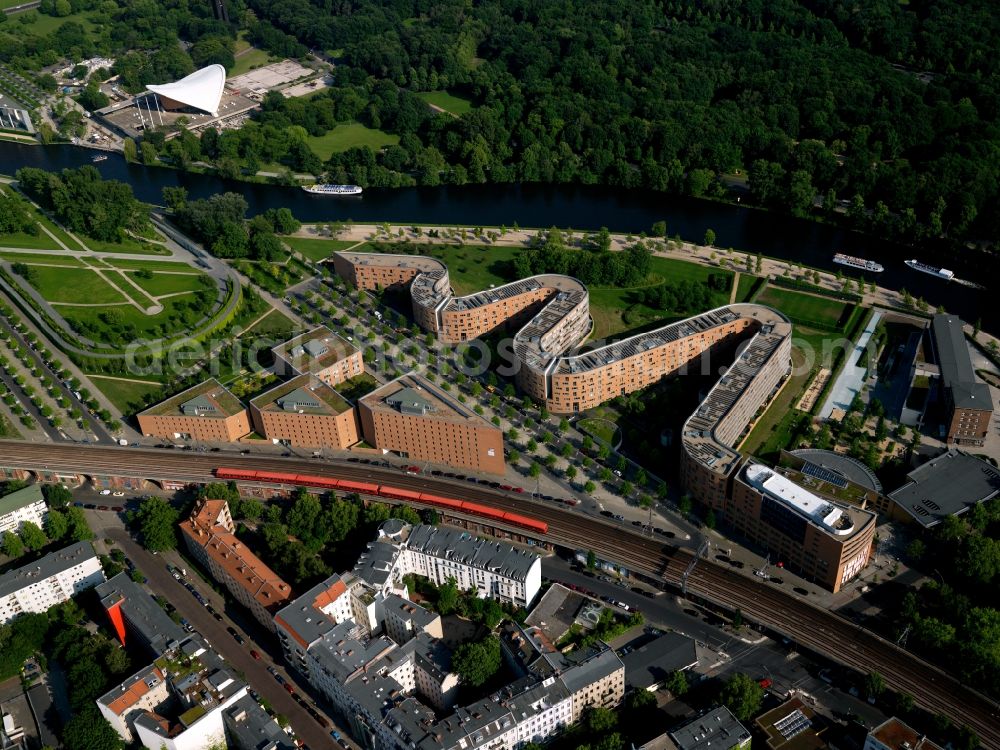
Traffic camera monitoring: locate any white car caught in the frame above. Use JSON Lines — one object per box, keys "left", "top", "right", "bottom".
{"left": 112, "top": 491, "right": 125, "bottom": 497}
{"left": 99, "top": 489, "right": 112, "bottom": 496}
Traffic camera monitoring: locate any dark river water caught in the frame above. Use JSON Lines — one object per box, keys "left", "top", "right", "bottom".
{"left": 1, "top": 141, "right": 992, "bottom": 330}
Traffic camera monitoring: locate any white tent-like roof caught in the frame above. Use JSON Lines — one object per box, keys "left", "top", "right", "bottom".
{"left": 147, "top": 64, "right": 226, "bottom": 116}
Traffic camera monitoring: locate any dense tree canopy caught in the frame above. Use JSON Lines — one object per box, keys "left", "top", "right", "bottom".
{"left": 129, "top": 496, "right": 180, "bottom": 552}
{"left": 452, "top": 634, "right": 501, "bottom": 687}
{"left": 212, "top": 0, "right": 1000, "bottom": 248}
{"left": 15, "top": 166, "right": 147, "bottom": 243}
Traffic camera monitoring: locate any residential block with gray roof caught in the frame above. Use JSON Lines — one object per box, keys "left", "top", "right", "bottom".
{"left": 0, "top": 484, "right": 47, "bottom": 535}
{"left": 96, "top": 572, "right": 187, "bottom": 657}
{"left": 0, "top": 541, "right": 104, "bottom": 624}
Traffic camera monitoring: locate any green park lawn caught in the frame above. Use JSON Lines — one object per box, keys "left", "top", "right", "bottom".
{"left": 588, "top": 257, "right": 733, "bottom": 340}
{"left": 97, "top": 258, "right": 194, "bottom": 272}
{"left": 23, "top": 266, "right": 128, "bottom": 305}
{"left": 240, "top": 309, "right": 298, "bottom": 339}
{"left": 10, "top": 9, "right": 97, "bottom": 35}
{"left": 229, "top": 47, "right": 273, "bottom": 77}
{"left": 61, "top": 294, "right": 215, "bottom": 341}
{"left": 735, "top": 273, "right": 762, "bottom": 303}
{"left": 0, "top": 251, "right": 81, "bottom": 266}
{"left": 87, "top": 376, "right": 164, "bottom": 415}
{"left": 78, "top": 234, "right": 169, "bottom": 255}
{"left": 283, "top": 237, "right": 359, "bottom": 262}
{"left": 305, "top": 122, "right": 400, "bottom": 160}
{"left": 0, "top": 231, "right": 60, "bottom": 250}
{"left": 755, "top": 286, "right": 848, "bottom": 330}
{"left": 417, "top": 90, "right": 474, "bottom": 116}
{"left": 122, "top": 270, "right": 210, "bottom": 297}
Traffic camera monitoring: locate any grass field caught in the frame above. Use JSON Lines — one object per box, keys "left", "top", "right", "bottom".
{"left": 123, "top": 270, "right": 209, "bottom": 297}
{"left": 0, "top": 252, "right": 83, "bottom": 266}
{"left": 229, "top": 47, "right": 273, "bottom": 77}
{"left": 588, "top": 257, "right": 733, "bottom": 339}
{"left": 96, "top": 258, "right": 194, "bottom": 272}
{"left": 10, "top": 9, "right": 97, "bottom": 35}
{"left": 305, "top": 122, "right": 400, "bottom": 159}
{"left": 756, "top": 286, "right": 848, "bottom": 329}
{"left": 417, "top": 90, "right": 473, "bottom": 116}
{"left": 0, "top": 231, "right": 61, "bottom": 250}
{"left": 79, "top": 234, "right": 168, "bottom": 255}
{"left": 61, "top": 294, "right": 213, "bottom": 339}
{"left": 241, "top": 308, "right": 298, "bottom": 339}
{"left": 24, "top": 266, "right": 127, "bottom": 304}
{"left": 283, "top": 237, "right": 360, "bottom": 262}
{"left": 0, "top": 409, "right": 19, "bottom": 439}
{"left": 88, "top": 376, "right": 163, "bottom": 414}
{"left": 735, "top": 273, "right": 762, "bottom": 303}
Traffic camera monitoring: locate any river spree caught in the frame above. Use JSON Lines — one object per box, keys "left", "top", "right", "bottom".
{"left": 1, "top": 141, "right": 992, "bottom": 329}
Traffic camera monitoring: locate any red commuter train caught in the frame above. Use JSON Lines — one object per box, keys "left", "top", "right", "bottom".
{"left": 213, "top": 467, "right": 549, "bottom": 536}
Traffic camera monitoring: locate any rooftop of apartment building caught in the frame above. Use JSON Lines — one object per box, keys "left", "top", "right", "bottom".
{"left": 513, "top": 286, "right": 589, "bottom": 372}
{"left": 556, "top": 305, "right": 749, "bottom": 375}
{"left": 500, "top": 620, "right": 623, "bottom": 691}
{"left": 335, "top": 251, "right": 447, "bottom": 278}
{"left": 384, "top": 592, "right": 440, "bottom": 633}
{"left": 310, "top": 620, "right": 397, "bottom": 683}
{"left": 223, "top": 694, "right": 297, "bottom": 750}
{"left": 251, "top": 373, "right": 352, "bottom": 415}
{"left": 180, "top": 499, "right": 293, "bottom": 611}
{"left": 96, "top": 572, "right": 187, "bottom": 655}
{"left": 271, "top": 326, "right": 359, "bottom": 374}
{"left": 275, "top": 572, "right": 356, "bottom": 650}
{"left": 99, "top": 664, "right": 167, "bottom": 718}
{"left": 681, "top": 304, "right": 792, "bottom": 478}
{"left": 931, "top": 314, "right": 992, "bottom": 411}
{"left": 670, "top": 706, "right": 751, "bottom": 750}
{"left": 621, "top": 632, "right": 698, "bottom": 692}
{"left": 888, "top": 449, "right": 1000, "bottom": 527}
{"left": 446, "top": 274, "right": 584, "bottom": 314}
{"left": 0, "top": 541, "right": 98, "bottom": 599}
{"left": 0, "top": 483, "right": 44, "bottom": 517}
{"left": 742, "top": 463, "right": 876, "bottom": 541}
{"left": 135, "top": 638, "right": 246, "bottom": 740}
{"left": 404, "top": 524, "right": 539, "bottom": 581}
{"left": 868, "top": 717, "right": 944, "bottom": 750}
{"left": 138, "top": 378, "right": 245, "bottom": 419}
{"left": 754, "top": 696, "right": 828, "bottom": 750}
{"left": 359, "top": 373, "right": 489, "bottom": 426}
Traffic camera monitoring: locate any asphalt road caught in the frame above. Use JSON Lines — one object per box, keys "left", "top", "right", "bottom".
{"left": 85, "top": 508, "right": 343, "bottom": 750}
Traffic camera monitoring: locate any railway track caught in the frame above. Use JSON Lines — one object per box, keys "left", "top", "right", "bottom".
{"left": 1, "top": 441, "right": 998, "bottom": 745}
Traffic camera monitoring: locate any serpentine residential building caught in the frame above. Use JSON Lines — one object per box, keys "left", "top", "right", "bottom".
{"left": 331, "top": 251, "right": 793, "bottom": 496}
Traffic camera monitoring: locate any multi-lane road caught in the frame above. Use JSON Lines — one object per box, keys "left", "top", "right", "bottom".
{"left": 2, "top": 440, "right": 997, "bottom": 746}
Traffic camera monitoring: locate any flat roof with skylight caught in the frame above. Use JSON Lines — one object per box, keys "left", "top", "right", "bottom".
{"left": 251, "top": 374, "right": 352, "bottom": 415}
{"left": 271, "top": 327, "right": 358, "bottom": 374}
{"left": 139, "top": 379, "right": 244, "bottom": 419}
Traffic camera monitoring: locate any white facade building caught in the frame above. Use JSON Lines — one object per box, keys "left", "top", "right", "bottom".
{"left": 0, "top": 484, "right": 47, "bottom": 535}
{"left": 0, "top": 541, "right": 104, "bottom": 623}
